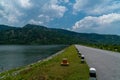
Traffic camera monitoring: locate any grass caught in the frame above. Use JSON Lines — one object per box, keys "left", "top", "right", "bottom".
{"left": 0, "top": 45, "right": 89, "bottom": 80}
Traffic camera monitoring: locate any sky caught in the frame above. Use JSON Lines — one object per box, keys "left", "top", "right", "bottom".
{"left": 0, "top": 0, "right": 120, "bottom": 35}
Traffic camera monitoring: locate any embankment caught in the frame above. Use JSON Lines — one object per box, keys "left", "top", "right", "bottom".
{"left": 0, "top": 45, "right": 89, "bottom": 80}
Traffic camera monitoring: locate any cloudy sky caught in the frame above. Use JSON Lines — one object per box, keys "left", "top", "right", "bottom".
{"left": 0, "top": 0, "right": 120, "bottom": 35}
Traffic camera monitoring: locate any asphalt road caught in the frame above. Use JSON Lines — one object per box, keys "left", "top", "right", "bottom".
{"left": 76, "top": 45, "right": 120, "bottom": 80}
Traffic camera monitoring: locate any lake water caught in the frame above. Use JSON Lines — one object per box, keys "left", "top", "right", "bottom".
{"left": 0, "top": 45, "right": 67, "bottom": 72}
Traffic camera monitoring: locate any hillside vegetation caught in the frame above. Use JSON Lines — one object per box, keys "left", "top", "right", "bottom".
{"left": 0, "top": 24, "right": 120, "bottom": 52}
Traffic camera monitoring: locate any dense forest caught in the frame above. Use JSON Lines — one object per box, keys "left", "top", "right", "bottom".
{"left": 0, "top": 24, "right": 120, "bottom": 52}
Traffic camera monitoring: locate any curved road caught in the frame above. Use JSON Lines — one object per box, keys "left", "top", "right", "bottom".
{"left": 76, "top": 45, "right": 120, "bottom": 80}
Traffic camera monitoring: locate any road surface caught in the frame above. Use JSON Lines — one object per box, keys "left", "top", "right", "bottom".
{"left": 76, "top": 45, "right": 120, "bottom": 80}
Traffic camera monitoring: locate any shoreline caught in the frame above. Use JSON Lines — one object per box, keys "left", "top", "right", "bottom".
{"left": 0, "top": 45, "right": 89, "bottom": 80}
{"left": 28, "top": 49, "right": 65, "bottom": 66}
{"left": 0, "top": 45, "right": 67, "bottom": 73}
{"left": 0, "top": 49, "right": 65, "bottom": 79}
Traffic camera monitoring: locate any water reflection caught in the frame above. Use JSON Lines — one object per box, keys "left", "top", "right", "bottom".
{"left": 0, "top": 45, "right": 66, "bottom": 72}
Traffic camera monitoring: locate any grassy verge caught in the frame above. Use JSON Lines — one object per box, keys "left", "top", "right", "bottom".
{"left": 0, "top": 45, "right": 89, "bottom": 80}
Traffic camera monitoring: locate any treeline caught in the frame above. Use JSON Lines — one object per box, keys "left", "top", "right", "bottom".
{"left": 0, "top": 24, "right": 84, "bottom": 45}
{"left": 85, "top": 43, "right": 120, "bottom": 52}
{"left": 0, "top": 24, "right": 120, "bottom": 52}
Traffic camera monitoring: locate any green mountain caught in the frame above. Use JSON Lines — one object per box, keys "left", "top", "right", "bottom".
{"left": 0, "top": 24, "right": 120, "bottom": 46}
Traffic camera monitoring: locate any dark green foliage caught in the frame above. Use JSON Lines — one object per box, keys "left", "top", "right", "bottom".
{"left": 0, "top": 24, "right": 80, "bottom": 44}
{"left": 0, "top": 24, "right": 120, "bottom": 52}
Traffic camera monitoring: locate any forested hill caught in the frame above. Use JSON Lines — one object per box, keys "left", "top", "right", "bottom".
{"left": 0, "top": 24, "right": 120, "bottom": 46}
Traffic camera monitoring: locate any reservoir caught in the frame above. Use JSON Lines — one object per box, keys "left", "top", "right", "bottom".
{"left": 0, "top": 45, "right": 67, "bottom": 72}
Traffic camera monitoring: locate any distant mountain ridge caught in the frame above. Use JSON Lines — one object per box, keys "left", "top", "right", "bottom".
{"left": 0, "top": 24, "right": 120, "bottom": 45}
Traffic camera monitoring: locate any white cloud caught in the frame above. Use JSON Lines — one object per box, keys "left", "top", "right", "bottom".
{"left": 89, "top": 1, "right": 120, "bottom": 15}
{"left": 0, "top": 0, "right": 68, "bottom": 26}
{"left": 17, "top": 0, "right": 32, "bottom": 8}
{"left": 42, "top": 0, "right": 67, "bottom": 18}
{"left": 64, "top": 0, "right": 69, "bottom": 3}
{"left": 72, "top": 13, "right": 120, "bottom": 34}
{"left": 73, "top": 0, "right": 88, "bottom": 14}
{"left": 59, "top": 0, "right": 69, "bottom": 3}
{"left": 0, "top": 0, "right": 23, "bottom": 24}
{"left": 25, "top": 0, "right": 68, "bottom": 26}
{"left": 66, "top": 28, "right": 71, "bottom": 31}
{"left": 73, "top": 0, "right": 120, "bottom": 15}
{"left": 98, "top": 13, "right": 120, "bottom": 24}
{"left": 38, "top": 14, "right": 53, "bottom": 22}
{"left": 29, "top": 19, "right": 43, "bottom": 25}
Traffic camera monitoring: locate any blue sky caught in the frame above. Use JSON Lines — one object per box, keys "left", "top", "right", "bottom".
{"left": 0, "top": 0, "right": 120, "bottom": 35}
